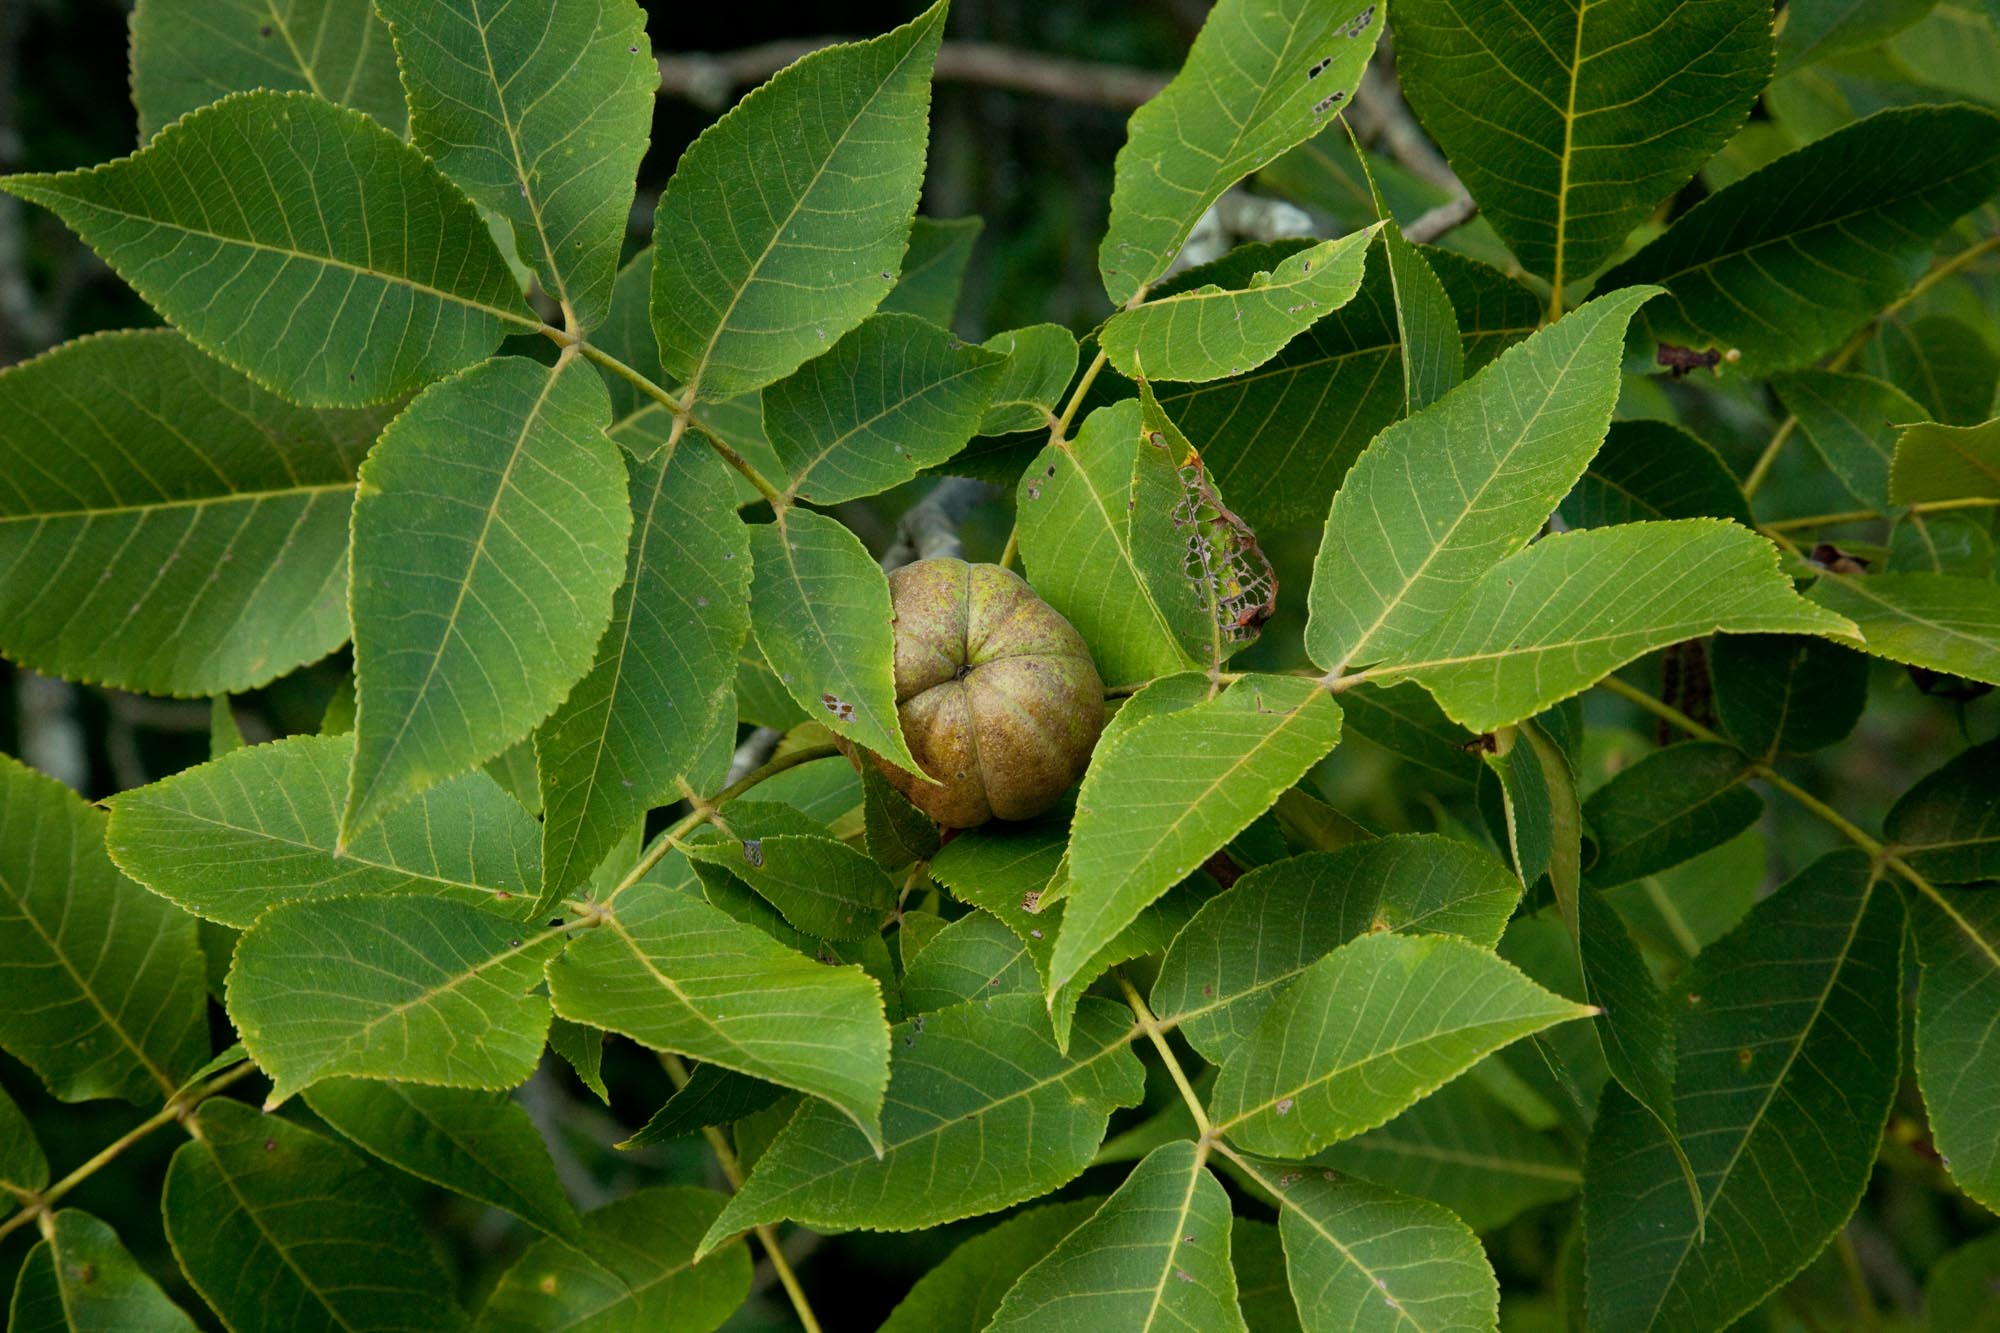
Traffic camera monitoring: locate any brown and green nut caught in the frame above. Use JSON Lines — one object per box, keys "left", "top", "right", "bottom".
{"left": 878, "top": 558, "right": 1105, "bottom": 828}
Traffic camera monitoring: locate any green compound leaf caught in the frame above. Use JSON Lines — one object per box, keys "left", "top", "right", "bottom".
{"left": 1098, "top": 0, "right": 1383, "bottom": 306}
{"left": 226, "top": 895, "right": 562, "bottom": 1103}
{"left": 1598, "top": 105, "right": 2000, "bottom": 376}
{"left": 880, "top": 1200, "right": 1099, "bottom": 1333}
{"left": 1806, "top": 570, "right": 2000, "bottom": 685}
{"left": 0, "top": 1083, "right": 47, "bottom": 1205}
{"left": 1909, "top": 883, "right": 2000, "bottom": 1214}
{"left": 1395, "top": 521, "right": 1856, "bottom": 735}
{"left": 378, "top": 0, "right": 655, "bottom": 332}
{"left": 881, "top": 215, "right": 982, "bottom": 325}
{"left": 1584, "top": 853, "right": 1904, "bottom": 1332}
{"left": 977, "top": 324, "right": 1079, "bottom": 435}
{"left": 1891, "top": 417, "right": 2000, "bottom": 505}
{"left": 685, "top": 825, "right": 897, "bottom": 941}
{"left": 1212, "top": 932, "right": 1594, "bottom": 1158}
{"left": 0, "top": 754, "right": 207, "bottom": 1106}
{"left": 1305, "top": 286, "right": 1655, "bottom": 675}
{"left": 767, "top": 313, "right": 1004, "bottom": 504}
{"left": 1150, "top": 243, "right": 1542, "bottom": 535}
{"left": 1100, "top": 228, "right": 1378, "bottom": 383}
{"left": 899, "top": 911, "right": 1037, "bottom": 1012}
{"left": 1773, "top": 370, "right": 1928, "bottom": 510}
{"left": 129, "top": 0, "right": 407, "bottom": 142}
{"left": 1560, "top": 419, "right": 1753, "bottom": 529}
{"left": 1058, "top": 674, "right": 1344, "bottom": 996}
{"left": 9, "top": 1210, "right": 201, "bottom": 1333}
{"left": 165, "top": 1099, "right": 466, "bottom": 1333}
{"left": 0, "top": 92, "right": 534, "bottom": 406}
{"left": 699, "top": 996, "right": 1144, "bottom": 1254}
{"left": 534, "top": 442, "right": 750, "bottom": 906}
{"left": 621, "top": 1063, "right": 785, "bottom": 1148}
{"left": 987, "top": 1141, "right": 1247, "bottom": 1333}
{"left": 1888, "top": 741, "right": 2000, "bottom": 883}
{"left": 748, "top": 506, "right": 920, "bottom": 772}
{"left": 1710, "top": 634, "right": 1870, "bottom": 758}
{"left": 1152, "top": 836, "right": 1524, "bottom": 1066}
{"left": 1393, "top": 0, "right": 1771, "bottom": 293}
{"left": 1237, "top": 1156, "right": 1500, "bottom": 1333}
{"left": 1778, "top": 0, "right": 1938, "bottom": 72}
{"left": 303, "top": 1079, "right": 580, "bottom": 1239}
{"left": 544, "top": 869, "right": 890, "bottom": 1146}
{"left": 1018, "top": 399, "right": 1202, "bottom": 687}
{"left": 1313, "top": 1074, "right": 1581, "bottom": 1232}
{"left": 650, "top": 4, "right": 945, "bottom": 401}
{"left": 0, "top": 330, "right": 387, "bottom": 696}
{"left": 346, "top": 353, "right": 630, "bottom": 839}
{"left": 107, "top": 733, "right": 539, "bottom": 929}
{"left": 1582, "top": 742, "right": 1762, "bottom": 888}
{"left": 477, "top": 1187, "right": 750, "bottom": 1333}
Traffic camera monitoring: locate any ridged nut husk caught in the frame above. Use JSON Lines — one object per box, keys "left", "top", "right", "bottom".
{"left": 879, "top": 558, "right": 1105, "bottom": 828}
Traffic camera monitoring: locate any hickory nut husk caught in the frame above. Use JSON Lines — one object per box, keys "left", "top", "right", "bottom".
{"left": 878, "top": 558, "right": 1105, "bottom": 828}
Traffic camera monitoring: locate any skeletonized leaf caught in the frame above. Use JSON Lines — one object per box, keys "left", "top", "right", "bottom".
{"left": 1100, "top": 229, "right": 1378, "bottom": 383}
{"left": 544, "top": 869, "right": 889, "bottom": 1145}
{"left": 347, "top": 354, "right": 630, "bottom": 838}
{"left": 1891, "top": 417, "right": 2000, "bottom": 505}
{"left": 1394, "top": 0, "right": 1770, "bottom": 293}
{"left": 9, "top": 1210, "right": 201, "bottom": 1333}
{"left": 1237, "top": 1155, "right": 1500, "bottom": 1333}
{"left": 880, "top": 1201, "right": 1099, "bottom": 1333}
{"left": 1909, "top": 883, "right": 2000, "bottom": 1214}
{"left": 1314, "top": 1074, "right": 1581, "bottom": 1232}
{"left": 1395, "top": 521, "right": 1856, "bottom": 734}
{"left": 1018, "top": 400, "right": 1202, "bottom": 685}
{"left": 1773, "top": 370, "right": 1927, "bottom": 509}
{"left": 1582, "top": 742, "right": 1761, "bottom": 888}
{"left": 650, "top": 4, "right": 945, "bottom": 400}
{"left": 748, "top": 507, "right": 919, "bottom": 771}
{"left": 164, "top": 1099, "right": 466, "bottom": 1333}
{"left": 107, "top": 734, "right": 538, "bottom": 928}
{"left": 1584, "top": 852, "right": 1903, "bottom": 1332}
{"left": 1211, "top": 931, "right": 1593, "bottom": 1157}
{"left": 227, "top": 896, "right": 562, "bottom": 1102}
{"left": 1152, "top": 836, "right": 1524, "bottom": 1065}
{"left": 1099, "top": 0, "right": 1384, "bottom": 305}
{"left": 1306, "top": 287, "right": 1656, "bottom": 674}
{"left": 1806, "top": 570, "right": 2000, "bottom": 685}
{"left": 378, "top": 0, "right": 655, "bottom": 331}
{"left": 767, "top": 313, "right": 1004, "bottom": 504}
{"left": 0, "top": 92, "right": 533, "bottom": 405}
{"left": 303, "top": 1079, "right": 580, "bottom": 1238}
{"left": 1710, "top": 634, "right": 1870, "bottom": 758}
{"left": 1058, "top": 675, "right": 1344, "bottom": 994}
{"left": 534, "top": 442, "right": 750, "bottom": 904}
{"left": 128, "top": 0, "right": 407, "bottom": 141}
{"left": 1887, "top": 741, "right": 2000, "bottom": 883}
{"left": 0, "top": 330, "right": 387, "bottom": 695}
{"left": 477, "top": 1187, "right": 750, "bottom": 1333}
{"left": 987, "top": 1141, "right": 1247, "bottom": 1332}
{"left": 1598, "top": 105, "right": 2000, "bottom": 375}
{"left": 699, "top": 996, "right": 1144, "bottom": 1252}
{"left": 0, "top": 754, "right": 206, "bottom": 1106}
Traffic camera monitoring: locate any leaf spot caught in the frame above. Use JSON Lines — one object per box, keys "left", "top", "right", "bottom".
{"left": 1275, "top": 1096, "right": 1295, "bottom": 1116}
{"left": 821, "top": 692, "right": 856, "bottom": 722}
